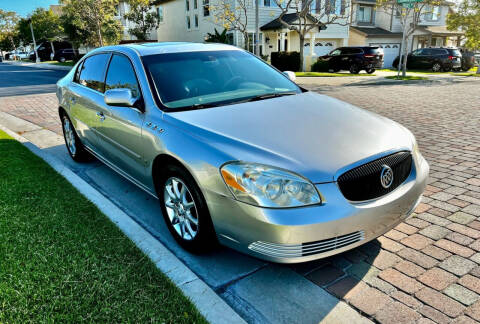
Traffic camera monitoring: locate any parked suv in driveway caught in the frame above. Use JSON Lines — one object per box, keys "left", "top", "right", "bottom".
{"left": 53, "top": 48, "right": 80, "bottom": 62}
{"left": 317, "top": 46, "right": 384, "bottom": 74}
{"left": 393, "top": 47, "right": 462, "bottom": 72}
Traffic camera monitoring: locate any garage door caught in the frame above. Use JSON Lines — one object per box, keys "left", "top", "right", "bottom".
{"left": 370, "top": 43, "right": 400, "bottom": 68}
{"left": 304, "top": 41, "right": 337, "bottom": 57}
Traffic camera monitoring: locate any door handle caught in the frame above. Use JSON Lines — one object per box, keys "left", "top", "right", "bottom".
{"left": 96, "top": 111, "right": 105, "bottom": 121}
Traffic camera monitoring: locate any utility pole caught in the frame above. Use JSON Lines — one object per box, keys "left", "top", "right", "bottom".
{"left": 255, "top": 0, "right": 259, "bottom": 56}
{"left": 28, "top": 18, "right": 40, "bottom": 63}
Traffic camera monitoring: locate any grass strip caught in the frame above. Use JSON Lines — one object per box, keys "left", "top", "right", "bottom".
{"left": 295, "top": 72, "right": 375, "bottom": 77}
{"left": 385, "top": 75, "right": 428, "bottom": 81}
{"left": 0, "top": 130, "right": 207, "bottom": 323}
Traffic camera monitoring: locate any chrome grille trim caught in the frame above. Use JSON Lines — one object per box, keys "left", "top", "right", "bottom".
{"left": 248, "top": 231, "right": 365, "bottom": 258}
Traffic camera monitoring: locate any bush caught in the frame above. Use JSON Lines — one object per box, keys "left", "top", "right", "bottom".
{"left": 271, "top": 51, "right": 300, "bottom": 72}
{"left": 311, "top": 59, "right": 329, "bottom": 72}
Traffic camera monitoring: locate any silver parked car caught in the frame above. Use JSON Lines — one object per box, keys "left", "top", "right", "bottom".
{"left": 57, "top": 43, "right": 429, "bottom": 263}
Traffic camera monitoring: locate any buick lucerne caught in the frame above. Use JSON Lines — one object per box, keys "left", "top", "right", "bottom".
{"left": 57, "top": 43, "right": 429, "bottom": 263}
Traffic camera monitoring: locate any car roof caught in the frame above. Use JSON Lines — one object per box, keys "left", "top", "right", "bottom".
{"left": 96, "top": 42, "right": 241, "bottom": 57}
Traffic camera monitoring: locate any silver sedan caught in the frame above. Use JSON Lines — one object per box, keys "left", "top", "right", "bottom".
{"left": 56, "top": 43, "right": 429, "bottom": 263}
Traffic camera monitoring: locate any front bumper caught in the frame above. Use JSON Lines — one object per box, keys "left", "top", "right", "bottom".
{"left": 207, "top": 152, "right": 429, "bottom": 263}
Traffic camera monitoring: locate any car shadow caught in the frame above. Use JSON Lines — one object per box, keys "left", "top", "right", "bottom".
{"left": 40, "top": 142, "right": 383, "bottom": 324}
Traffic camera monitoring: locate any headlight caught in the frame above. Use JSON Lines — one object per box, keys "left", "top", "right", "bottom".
{"left": 220, "top": 162, "right": 321, "bottom": 208}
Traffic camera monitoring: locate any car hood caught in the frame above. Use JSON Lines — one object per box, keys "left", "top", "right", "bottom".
{"left": 167, "top": 91, "right": 412, "bottom": 183}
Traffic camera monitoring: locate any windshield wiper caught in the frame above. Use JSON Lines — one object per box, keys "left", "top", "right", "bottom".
{"left": 240, "top": 92, "right": 298, "bottom": 103}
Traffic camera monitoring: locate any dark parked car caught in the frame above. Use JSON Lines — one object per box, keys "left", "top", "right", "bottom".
{"left": 317, "top": 46, "right": 384, "bottom": 74}
{"left": 53, "top": 48, "right": 80, "bottom": 62}
{"left": 458, "top": 50, "right": 476, "bottom": 71}
{"left": 29, "top": 41, "right": 73, "bottom": 61}
{"left": 393, "top": 48, "right": 462, "bottom": 72}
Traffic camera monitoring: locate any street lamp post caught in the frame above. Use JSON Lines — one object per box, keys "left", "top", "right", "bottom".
{"left": 28, "top": 19, "right": 40, "bottom": 63}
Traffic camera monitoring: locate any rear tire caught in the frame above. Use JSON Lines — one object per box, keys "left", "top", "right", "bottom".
{"left": 157, "top": 164, "right": 217, "bottom": 253}
{"left": 61, "top": 113, "right": 91, "bottom": 162}
{"left": 442, "top": 64, "right": 452, "bottom": 72}
{"left": 366, "top": 68, "right": 375, "bottom": 74}
{"left": 59, "top": 57, "right": 66, "bottom": 63}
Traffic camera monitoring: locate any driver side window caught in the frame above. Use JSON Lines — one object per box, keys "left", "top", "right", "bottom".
{"left": 411, "top": 49, "right": 423, "bottom": 56}
{"left": 105, "top": 54, "right": 141, "bottom": 99}
{"left": 330, "top": 49, "right": 341, "bottom": 56}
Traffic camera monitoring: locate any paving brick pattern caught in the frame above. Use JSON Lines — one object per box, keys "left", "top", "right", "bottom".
{"left": 294, "top": 78, "right": 480, "bottom": 323}
{"left": 1, "top": 77, "right": 479, "bottom": 323}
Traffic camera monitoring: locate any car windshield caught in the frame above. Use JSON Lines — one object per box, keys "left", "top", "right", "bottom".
{"left": 142, "top": 50, "right": 301, "bottom": 110}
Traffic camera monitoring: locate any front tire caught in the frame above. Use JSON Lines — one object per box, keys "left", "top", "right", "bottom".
{"left": 432, "top": 62, "right": 442, "bottom": 72}
{"left": 61, "top": 113, "right": 91, "bottom": 162}
{"left": 158, "top": 164, "right": 216, "bottom": 252}
{"left": 349, "top": 64, "right": 360, "bottom": 74}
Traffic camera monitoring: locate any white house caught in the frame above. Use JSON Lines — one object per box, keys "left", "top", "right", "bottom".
{"left": 115, "top": 1, "right": 159, "bottom": 41}
{"left": 154, "top": 0, "right": 350, "bottom": 70}
{"left": 349, "top": 0, "right": 463, "bottom": 67}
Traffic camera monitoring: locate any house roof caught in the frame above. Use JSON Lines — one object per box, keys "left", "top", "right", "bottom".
{"left": 351, "top": 27, "right": 403, "bottom": 37}
{"left": 422, "top": 26, "right": 464, "bottom": 36}
{"left": 260, "top": 13, "right": 326, "bottom": 31}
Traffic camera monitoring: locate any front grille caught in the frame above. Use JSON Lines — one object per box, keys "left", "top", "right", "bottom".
{"left": 248, "top": 231, "right": 364, "bottom": 258}
{"left": 337, "top": 151, "right": 412, "bottom": 202}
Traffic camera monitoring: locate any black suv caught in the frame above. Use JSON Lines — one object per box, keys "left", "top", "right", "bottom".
{"left": 393, "top": 48, "right": 462, "bottom": 72}
{"left": 317, "top": 47, "right": 384, "bottom": 74}
{"left": 53, "top": 48, "right": 80, "bottom": 62}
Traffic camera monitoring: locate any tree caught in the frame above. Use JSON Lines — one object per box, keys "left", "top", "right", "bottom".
{"left": 60, "top": 0, "right": 123, "bottom": 47}
{"left": 210, "top": 0, "right": 249, "bottom": 50}
{"left": 376, "top": 0, "right": 442, "bottom": 77}
{"left": 124, "top": 0, "right": 160, "bottom": 40}
{"left": 447, "top": 0, "right": 480, "bottom": 52}
{"left": 205, "top": 28, "right": 229, "bottom": 43}
{"left": 17, "top": 8, "right": 63, "bottom": 58}
{"left": 272, "top": 0, "right": 350, "bottom": 71}
{"left": 0, "top": 10, "right": 20, "bottom": 55}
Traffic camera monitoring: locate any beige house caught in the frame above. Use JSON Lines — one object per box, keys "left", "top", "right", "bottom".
{"left": 348, "top": 0, "right": 463, "bottom": 67}
{"left": 155, "top": 0, "right": 350, "bottom": 70}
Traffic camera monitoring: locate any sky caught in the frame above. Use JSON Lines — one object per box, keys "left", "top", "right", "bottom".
{"left": 0, "top": 0, "right": 59, "bottom": 17}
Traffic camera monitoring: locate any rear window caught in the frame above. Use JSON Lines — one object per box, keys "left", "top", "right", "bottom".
{"left": 365, "top": 47, "right": 383, "bottom": 55}
{"left": 448, "top": 49, "right": 461, "bottom": 56}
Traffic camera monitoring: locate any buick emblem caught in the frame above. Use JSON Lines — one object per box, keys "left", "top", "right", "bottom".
{"left": 380, "top": 165, "right": 394, "bottom": 189}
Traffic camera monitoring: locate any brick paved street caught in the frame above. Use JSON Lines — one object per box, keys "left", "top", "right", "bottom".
{"left": 1, "top": 69, "right": 480, "bottom": 323}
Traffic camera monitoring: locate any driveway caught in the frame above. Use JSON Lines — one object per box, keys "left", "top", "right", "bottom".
{"left": 1, "top": 63, "right": 480, "bottom": 323}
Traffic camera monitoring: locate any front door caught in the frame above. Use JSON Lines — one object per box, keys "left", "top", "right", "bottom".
{"left": 94, "top": 53, "right": 146, "bottom": 183}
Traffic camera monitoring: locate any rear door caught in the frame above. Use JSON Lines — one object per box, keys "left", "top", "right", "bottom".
{"left": 69, "top": 53, "right": 111, "bottom": 151}
{"left": 93, "top": 53, "right": 146, "bottom": 182}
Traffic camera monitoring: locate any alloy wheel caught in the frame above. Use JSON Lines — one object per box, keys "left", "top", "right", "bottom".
{"left": 63, "top": 117, "right": 76, "bottom": 156}
{"left": 432, "top": 63, "right": 442, "bottom": 72}
{"left": 163, "top": 177, "right": 199, "bottom": 240}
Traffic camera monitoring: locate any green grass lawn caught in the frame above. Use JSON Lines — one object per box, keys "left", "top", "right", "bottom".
{"left": 0, "top": 130, "right": 207, "bottom": 323}
{"left": 295, "top": 72, "right": 376, "bottom": 77}
{"left": 385, "top": 75, "right": 428, "bottom": 80}
{"left": 39, "top": 60, "right": 76, "bottom": 66}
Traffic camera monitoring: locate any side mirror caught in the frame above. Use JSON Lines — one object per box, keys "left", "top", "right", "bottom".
{"left": 283, "top": 71, "right": 296, "bottom": 82}
{"left": 104, "top": 88, "right": 136, "bottom": 107}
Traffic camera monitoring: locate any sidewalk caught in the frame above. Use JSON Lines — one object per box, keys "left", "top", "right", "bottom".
{"left": 2, "top": 60, "right": 73, "bottom": 71}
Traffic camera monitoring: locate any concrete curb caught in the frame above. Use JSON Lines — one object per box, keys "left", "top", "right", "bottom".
{"left": 2, "top": 60, "right": 72, "bottom": 71}
{"left": 0, "top": 122, "right": 246, "bottom": 324}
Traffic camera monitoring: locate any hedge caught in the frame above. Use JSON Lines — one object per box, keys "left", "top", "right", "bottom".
{"left": 271, "top": 51, "right": 301, "bottom": 72}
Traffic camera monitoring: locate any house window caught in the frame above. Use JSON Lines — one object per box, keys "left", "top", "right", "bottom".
{"left": 186, "top": 0, "right": 190, "bottom": 11}
{"left": 203, "top": 0, "right": 210, "bottom": 16}
{"left": 326, "top": 0, "right": 344, "bottom": 15}
{"left": 358, "top": 6, "right": 373, "bottom": 23}
{"left": 248, "top": 33, "right": 263, "bottom": 55}
{"left": 194, "top": 0, "right": 198, "bottom": 9}
{"left": 424, "top": 6, "right": 440, "bottom": 21}
{"left": 310, "top": 0, "right": 321, "bottom": 14}
{"left": 186, "top": 15, "right": 191, "bottom": 29}
{"left": 157, "top": 6, "right": 164, "bottom": 23}
{"left": 194, "top": 14, "right": 199, "bottom": 27}
{"left": 264, "top": 0, "right": 270, "bottom": 6}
